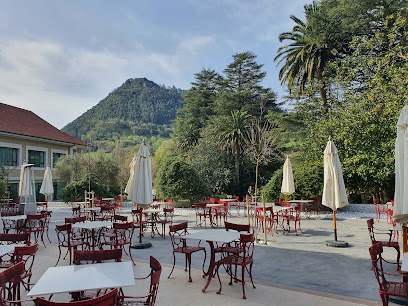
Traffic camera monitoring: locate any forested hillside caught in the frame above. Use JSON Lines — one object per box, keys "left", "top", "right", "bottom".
{"left": 62, "top": 78, "right": 185, "bottom": 151}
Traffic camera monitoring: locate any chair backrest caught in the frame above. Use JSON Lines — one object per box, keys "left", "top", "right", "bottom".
{"left": 112, "top": 222, "right": 134, "bottom": 246}
{"left": 72, "top": 207, "right": 82, "bottom": 217}
{"left": 131, "top": 209, "right": 142, "bottom": 223}
{"left": 73, "top": 249, "right": 122, "bottom": 265}
{"left": 281, "top": 202, "right": 291, "bottom": 207}
{"left": 0, "top": 233, "right": 30, "bottom": 245}
{"left": 113, "top": 214, "right": 128, "bottom": 223}
{"left": 153, "top": 198, "right": 162, "bottom": 202}
{"left": 164, "top": 199, "right": 172, "bottom": 203}
{"left": 193, "top": 203, "right": 207, "bottom": 210}
{"left": 373, "top": 199, "right": 380, "bottom": 205}
{"left": 14, "top": 243, "right": 39, "bottom": 280}
{"left": 369, "top": 243, "right": 387, "bottom": 293}
{"left": 34, "top": 288, "right": 118, "bottom": 305}
{"left": 366, "top": 218, "right": 377, "bottom": 244}
{"left": 209, "top": 198, "right": 220, "bottom": 204}
{"left": 65, "top": 216, "right": 86, "bottom": 224}
{"left": 169, "top": 222, "right": 188, "bottom": 250}
{"left": 239, "top": 233, "right": 255, "bottom": 260}
{"left": 55, "top": 223, "right": 73, "bottom": 246}
{"left": 146, "top": 256, "right": 162, "bottom": 305}
{"left": 0, "top": 262, "right": 25, "bottom": 304}
{"left": 225, "top": 221, "right": 250, "bottom": 232}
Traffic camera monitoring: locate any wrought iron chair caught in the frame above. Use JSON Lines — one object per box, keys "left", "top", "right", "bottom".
{"left": 0, "top": 262, "right": 35, "bottom": 305}
{"left": 193, "top": 203, "right": 210, "bottom": 228}
{"left": 282, "top": 205, "right": 303, "bottom": 235}
{"left": 306, "top": 197, "right": 321, "bottom": 217}
{"left": 102, "top": 222, "right": 135, "bottom": 265}
{"left": 0, "top": 233, "right": 30, "bottom": 245}
{"left": 374, "top": 199, "right": 389, "bottom": 222}
{"left": 55, "top": 223, "right": 89, "bottom": 266}
{"left": 118, "top": 256, "right": 162, "bottom": 306}
{"left": 168, "top": 222, "right": 206, "bottom": 282}
{"left": 215, "top": 233, "right": 256, "bottom": 299}
{"left": 34, "top": 288, "right": 118, "bottom": 305}
{"left": 367, "top": 218, "right": 400, "bottom": 269}
{"left": 156, "top": 208, "right": 174, "bottom": 239}
{"left": 369, "top": 243, "right": 408, "bottom": 305}
{"left": 25, "top": 213, "right": 48, "bottom": 247}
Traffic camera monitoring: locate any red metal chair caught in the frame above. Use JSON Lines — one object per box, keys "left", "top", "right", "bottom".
{"left": 168, "top": 222, "right": 206, "bottom": 282}
{"left": 118, "top": 256, "right": 162, "bottom": 306}
{"left": 25, "top": 213, "right": 48, "bottom": 247}
{"left": 73, "top": 249, "right": 122, "bottom": 265}
{"left": 374, "top": 199, "right": 389, "bottom": 222}
{"left": 367, "top": 218, "right": 400, "bottom": 269}
{"left": 72, "top": 206, "right": 83, "bottom": 218}
{"left": 156, "top": 208, "right": 174, "bottom": 239}
{"left": 0, "top": 232, "right": 30, "bottom": 245}
{"left": 282, "top": 205, "right": 303, "bottom": 235}
{"left": 215, "top": 233, "right": 256, "bottom": 299}
{"left": 306, "top": 197, "right": 321, "bottom": 217}
{"left": 55, "top": 223, "right": 89, "bottom": 266}
{"left": 96, "top": 205, "right": 116, "bottom": 222}
{"left": 193, "top": 203, "right": 210, "bottom": 228}
{"left": 254, "top": 207, "right": 278, "bottom": 236}
{"left": 0, "top": 262, "right": 34, "bottom": 305}
{"left": 369, "top": 243, "right": 407, "bottom": 305}
{"left": 34, "top": 288, "right": 118, "bottom": 305}
{"left": 36, "top": 202, "right": 48, "bottom": 212}
{"left": 102, "top": 222, "right": 135, "bottom": 265}
{"left": 209, "top": 198, "right": 220, "bottom": 204}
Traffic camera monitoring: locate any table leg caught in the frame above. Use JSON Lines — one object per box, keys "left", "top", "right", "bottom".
{"left": 202, "top": 240, "right": 215, "bottom": 293}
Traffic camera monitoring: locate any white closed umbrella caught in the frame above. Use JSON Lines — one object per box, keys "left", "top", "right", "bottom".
{"left": 40, "top": 166, "right": 54, "bottom": 203}
{"left": 127, "top": 140, "right": 153, "bottom": 248}
{"left": 281, "top": 156, "right": 295, "bottom": 202}
{"left": 322, "top": 137, "right": 349, "bottom": 245}
{"left": 393, "top": 105, "right": 408, "bottom": 252}
{"left": 19, "top": 163, "right": 36, "bottom": 205}
{"left": 124, "top": 156, "right": 137, "bottom": 196}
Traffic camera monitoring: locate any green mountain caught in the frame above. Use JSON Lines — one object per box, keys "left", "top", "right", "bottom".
{"left": 62, "top": 78, "right": 186, "bottom": 150}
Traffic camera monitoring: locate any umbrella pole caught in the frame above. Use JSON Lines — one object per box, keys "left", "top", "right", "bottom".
{"left": 285, "top": 195, "right": 287, "bottom": 203}
{"left": 333, "top": 210, "right": 338, "bottom": 241}
{"left": 263, "top": 194, "right": 267, "bottom": 245}
{"left": 246, "top": 195, "right": 250, "bottom": 225}
{"left": 140, "top": 206, "right": 143, "bottom": 244}
{"left": 403, "top": 226, "right": 407, "bottom": 253}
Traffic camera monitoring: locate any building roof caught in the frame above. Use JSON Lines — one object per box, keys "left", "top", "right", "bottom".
{"left": 0, "top": 103, "right": 87, "bottom": 146}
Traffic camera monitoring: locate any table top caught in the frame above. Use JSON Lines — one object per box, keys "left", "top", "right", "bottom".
{"left": 206, "top": 204, "right": 224, "bottom": 207}
{"left": 219, "top": 199, "right": 237, "bottom": 202}
{"left": 1, "top": 215, "right": 27, "bottom": 221}
{"left": 289, "top": 200, "right": 314, "bottom": 203}
{"left": 84, "top": 207, "right": 101, "bottom": 211}
{"left": 0, "top": 244, "right": 26, "bottom": 257}
{"left": 143, "top": 209, "right": 162, "bottom": 214}
{"left": 183, "top": 229, "right": 241, "bottom": 243}
{"left": 72, "top": 221, "right": 112, "bottom": 229}
{"left": 401, "top": 253, "right": 408, "bottom": 272}
{"left": 102, "top": 198, "right": 115, "bottom": 200}
{"left": 27, "top": 261, "right": 135, "bottom": 297}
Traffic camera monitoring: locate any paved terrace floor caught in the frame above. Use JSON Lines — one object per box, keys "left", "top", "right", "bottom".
{"left": 14, "top": 203, "right": 400, "bottom": 305}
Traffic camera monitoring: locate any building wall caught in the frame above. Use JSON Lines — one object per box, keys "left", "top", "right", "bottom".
{"left": 0, "top": 133, "right": 84, "bottom": 200}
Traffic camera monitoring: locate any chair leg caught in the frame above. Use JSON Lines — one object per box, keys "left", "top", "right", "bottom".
{"left": 168, "top": 253, "right": 176, "bottom": 279}
{"left": 248, "top": 262, "right": 256, "bottom": 289}
{"left": 128, "top": 245, "right": 136, "bottom": 265}
{"left": 187, "top": 254, "right": 192, "bottom": 282}
{"left": 216, "top": 263, "right": 223, "bottom": 295}
{"left": 201, "top": 249, "right": 207, "bottom": 275}
{"left": 241, "top": 265, "right": 246, "bottom": 299}
{"left": 55, "top": 246, "right": 62, "bottom": 266}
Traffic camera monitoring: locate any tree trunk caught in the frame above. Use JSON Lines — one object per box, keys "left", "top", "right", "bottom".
{"left": 316, "top": 68, "right": 328, "bottom": 115}
{"left": 235, "top": 140, "right": 240, "bottom": 188}
{"left": 255, "top": 161, "right": 259, "bottom": 198}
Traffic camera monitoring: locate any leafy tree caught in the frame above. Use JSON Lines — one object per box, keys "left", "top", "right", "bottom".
{"left": 60, "top": 174, "right": 114, "bottom": 203}
{"left": 155, "top": 159, "right": 210, "bottom": 203}
{"left": 189, "top": 138, "right": 233, "bottom": 195}
{"left": 217, "top": 110, "right": 250, "bottom": 187}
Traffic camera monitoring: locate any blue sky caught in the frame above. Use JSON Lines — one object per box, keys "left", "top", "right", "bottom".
{"left": 0, "top": 0, "right": 306, "bottom": 129}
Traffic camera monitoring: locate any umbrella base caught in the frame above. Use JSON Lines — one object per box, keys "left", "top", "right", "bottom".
{"left": 131, "top": 242, "right": 152, "bottom": 249}
{"left": 325, "top": 240, "right": 350, "bottom": 248}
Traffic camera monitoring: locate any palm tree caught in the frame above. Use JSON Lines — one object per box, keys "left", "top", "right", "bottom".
{"left": 218, "top": 110, "right": 250, "bottom": 187}
{"left": 274, "top": 2, "right": 336, "bottom": 114}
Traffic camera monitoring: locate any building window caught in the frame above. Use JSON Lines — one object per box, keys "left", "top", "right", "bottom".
{"left": 28, "top": 150, "right": 45, "bottom": 168}
{"left": 53, "top": 153, "right": 65, "bottom": 167}
{"left": 0, "top": 147, "right": 18, "bottom": 166}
